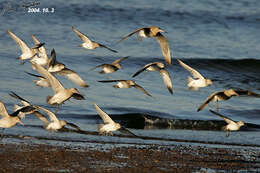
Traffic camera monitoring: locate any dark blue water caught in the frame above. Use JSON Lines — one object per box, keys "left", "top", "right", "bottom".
{"left": 0, "top": 0, "right": 260, "bottom": 147}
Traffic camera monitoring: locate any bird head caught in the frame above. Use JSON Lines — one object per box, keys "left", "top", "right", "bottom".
{"left": 237, "top": 121, "right": 245, "bottom": 127}
{"left": 206, "top": 79, "right": 213, "bottom": 85}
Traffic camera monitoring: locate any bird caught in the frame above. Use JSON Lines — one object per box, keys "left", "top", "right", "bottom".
{"left": 9, "top": 91, "right": 38, "bottom": 119}
{"left": 25, "top": 71, "right": 51, "bottom": 88}
{"left": 72, "top": 26, "right": 117, "bottom": 53}
{"left": 117, "top": 26, "right": 171, "bottom": 65}
{"left": 47, "top": 49, "right": 65, "bottom": 73}
{"left": 37, "top": 106, "right": 81, "bottom": 131}
{"left": 94, "top": 103, "right": 138, "bottom": 137}
{"left": 197, "top": 89, "right": 260, "bottom": 112}
{"left": 132, "top": 62, "right": 173, "bottom": 94}
{"left": 7, "top": 29, "right": 37, "bottom": 63}
{"left": 9, "top": 92, "right": 80, "bottom": 131}
{"left": 47, "top": 49, "right": 89, "bottom": 87}
{"left": 0, "top": 100, "right": 36, "bottom": 129}
{"left": 31, "top": 62, "right": 85, "bottom": 112}
{"left": 30, "top": 34, "right": 49, "bottom": 67}
{"left": 89, "top": 56, "right": 129, "bottom": 74}
{"left": 177, "top": 59, "right": 213, "bottom": 91}
{"left": 210, "top": 110, "right": 245, "bottom": 137}
{"left": 98, "top": 80, "right": 152, "bottom": 97}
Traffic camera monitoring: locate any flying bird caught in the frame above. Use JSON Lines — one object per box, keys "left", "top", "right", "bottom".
{"left": 197, "top": 89, "right": 260, "bottom": 112}
{"left": 31, "top": 62, "right": 85, "bottom": 111}
{"left": 98, "top": 79, "right": 152, "bottom": 97}
{"left": 37, "top": 106, "right": 81, "bottom": 131}
{"left": 132, "top": 62, "right": 173, "bottom": 94}
{"left": 0, "top": 100, "right": 36, "bottom": 129}
{"left": 47, "top": 49, "right": 89, "bottom": 87}
{"left": 94, "top": 103, "right": 138, "bottom": 137}
{"left": 90, "top": 56, "right": 129, "bottom": 74}
{"left": 72, "top": 26, "right": 117, "bottom": 53}
{"left": 30, "top": 34, "right": 49, "bottom": 67}
{"left": 210, "top": 110, "right": 245, "bottom": 137}
{"left": 118, "top": 26, "right": 171, "bottom": 65}
{"left": 25, "top": 71, "right": 51, "bottom": 88}
{"left": 7, "top": 29, "right": 37, "bottom": 63}
{"left": 177, "top": 59, "right": 212, "bottom": 91}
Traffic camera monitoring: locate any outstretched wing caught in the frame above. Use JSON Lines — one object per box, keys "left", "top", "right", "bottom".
{"left": 98, "top": 79, "right": 126, "bottom": 83}
{"left": 72, "top": 26, "right": 92, "bottom": 44}
{"left": 177, "top": 59, "right": 205, "bottom": 80}
{"left": 38, "top": 106, "right": 59, "bottom": 123}
{"left": 155, "top": 33, "right": 171, "bottom": 65}
{"left": 112, "top": 56, "right": 129, "bottom": 65}
{"left": 7, "top": 29, "right": 32, "bottom": 54}
{"left": 57, "top": 68, "right": 89, "bottom": 87}
{"left": 197, "top": 91, "right": 219, "bottom": 112}
{"left": 98, "top": 43, "right": 118, "bottom": 53}
{"left": 134, "top": 84, "right": 152, "bottom": 97}
{"left": 209, "top": 110, "right": 235, "bottom": 124}
{"left": 0, "top": 101, "right": 9, "bottom": 117}
{"left": 117, "top": 27, "right": 145, "bottom": 43}
{"left": 9, "top": 91, "right": 31, "bottom": 106}
{"left": 132, "top": 62, "right": 158, "bottom": 77}
{"left": 94, "top": 103, "right": 115, "bottom": 124}
{"left": 159, "top": 69, "right": 173, "bottom": 94}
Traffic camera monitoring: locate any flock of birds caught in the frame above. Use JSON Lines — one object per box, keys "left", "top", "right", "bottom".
{"left": 1, "top": 26, "right": 260, "bottom": 138}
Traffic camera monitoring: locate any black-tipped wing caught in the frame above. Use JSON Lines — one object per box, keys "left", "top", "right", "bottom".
{"left": 112, "top": 56, "right": 129, "bottom": 65}
{"left": 98, "top": 43, "right": 118, "bottom": 53}
{"left": 132, "top": 62, "right": 158, "bottom": 78}
{"left": 209, "top": 110, "right": 235, "bottom": 124}
{"left": 159, "top": 69, "right": 173, "bottom": 94}
{"left": 197, "top": 92, "right": 220, "bottom": 112}
{"left": 66, "top": 122, "right": 81, "bottom": 131}
{"left": 98, "top": 80, "right": 126, "bottom": 83}
{"left": 119, "top": 126, "right": 140, "bottom": 138}
{"left": 57, "top": 68, "right": 89, "bottom": 87}
{"left": 234, "top": 89, "right": 260, "bottom": 97}
{"left": 134, "top": 84, "right": 152, "bottom": 97}
{"left": 9, "top": 91, "right": 31, "bottom": 105}
{"left": 11, "top": 106, "right": 37, "bottom": 117}
{"left": 25, "top": 71, "right": 45, "bottom": 79}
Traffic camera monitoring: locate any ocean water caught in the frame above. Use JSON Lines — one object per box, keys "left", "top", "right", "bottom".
{"left": 0, "top": 0, "right": 260, "bottom": 146}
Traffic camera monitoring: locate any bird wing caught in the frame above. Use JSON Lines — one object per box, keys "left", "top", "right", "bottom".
{"left": 38, "top": 106, "right": 59, "bottom": 123}
{"left": 57, "top": 68, "right": 88, "bottom": 87}
{"left": 197, "top": 91, "right": 219, "bottom": 112}
{"left": 0, "top": 101, "right": 9, "bottom": 117}
{"left": 11, "top": 106, "right": 37, "bottom": 117}
{"left": 25, "top": 71, "right": 45, "bottom": 79}
{"left": 9, "top": 91, "right": 31, "bottom": 106}
{"left": 33, "top": 111, "right": 49, "bottom": 125}
{"left": 66, "top": 122, "right": 81, "bottom": 131}
{"left": 155, "top": 33, "right": 171, "bottom": 65}
{"left": 159, "top": 69, "right": 173, "bottom": 94}
{"left": 234, "top": 89, "right": 260, "bottom": 97}
{"left": 132, "top": 62, "right": 158, "bottom": 77}
{"left": 98, "top": 43, "right": 118, "bottom": 53}
{"left": 31, "top": 35, "right": 48, "bottom": 60}
{"left": 177, "top": 59, "right": 205, "bottom": 79}
{"left": 133, "top": 84, "right": 152, "bottom": 97}
{"left": 93, "top": 103, "right": 114, "bottom": 124}
{"left": 98, "top": 80, "right": 125, "bottom": 83}
{"left": 117, "top": 27, "right": 145, "bottom": 43}
{"left": 72, "top": 26, "right": 92, "bottom": 44}
{"left": 7, "top": 29, "right": 32, "bottom": 54}
{"left": 112, "top": 56, "right": 129, "bottom": 65}
{"left": 32, "top": 62, "right": 65, "bottom": 94}
{"left": 209, "top": 110, "right": 235, "bottom": 124}
{"left": 119, "top": 126, "right": 140, "bottom": 138}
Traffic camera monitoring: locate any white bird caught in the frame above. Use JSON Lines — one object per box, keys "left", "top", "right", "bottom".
{"left": 30, "top": 34, "right": 49, "bottom": 67}
{"left": 0, "top": 100, "right": 36, "bottom": 128}
{"left": 25, "top": 72, "right": 51, "bottom": 88}
{"left": 94, "top": 103, "right": 137, "bottom": 137}
{"left": 72, "top": 26, "right": 117, "bottom": 53}
{"left": 7, "top": 29, "right": 37, "bottom": 63}
{"left": 47, "top": 49, "right": 65, "bottom": 73}
{"left": 31, "top": 62, "right": 85, "bottom": 110}
{"left": 118, "top": 26, "right": 171, "bottom": 65}
{"left": 37, "top": 106, "right": 81, "bottom": 131}
{"left": 98, "top": 80, "right": 152, "bottom": 97}
{"left": 197, "top": 89, "right": 260, "bottom": 112}
{"left": 90, "top": 56, "right": 129, "bottom": 74}
{"left": 132, "top": 62, "right": 173, "bottom": 94}
{"left": 177, "top": 59, "right": 212, "bottom": 91}
{"left": 210, "top": 110, "right": 245, "bottom": 137}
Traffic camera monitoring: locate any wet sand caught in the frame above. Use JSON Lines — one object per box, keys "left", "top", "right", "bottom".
{"left": 0, "top": 138, "right": 260, "bottom": 173}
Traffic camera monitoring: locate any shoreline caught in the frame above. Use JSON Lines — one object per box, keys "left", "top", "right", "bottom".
{"left": 1, "top": 135, "right": 260, "bottom": 172}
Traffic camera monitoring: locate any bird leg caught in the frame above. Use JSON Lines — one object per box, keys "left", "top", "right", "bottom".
{"left": 225, "top": 130, "right": 230, "bottom": 137}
